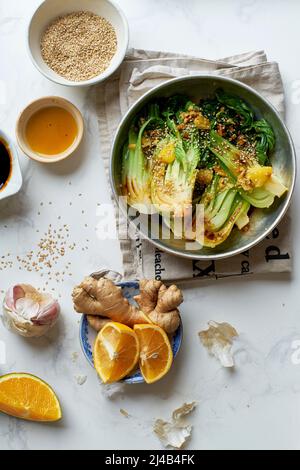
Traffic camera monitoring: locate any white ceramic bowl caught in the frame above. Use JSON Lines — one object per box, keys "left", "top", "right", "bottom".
{"left": 0, "top": 130, "right": 22, "bottom": 201}
{"left": 16, "top": 96, "right": 84, "bottom": 163}
{"left": 27, "top": 0, "right": 129, "bottom": 87}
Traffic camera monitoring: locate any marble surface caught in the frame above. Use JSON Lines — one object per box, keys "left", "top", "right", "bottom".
{"left": 0, "top": 0, "right": 300, "bottom": 450}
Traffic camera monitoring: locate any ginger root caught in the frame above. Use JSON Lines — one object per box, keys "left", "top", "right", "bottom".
{"left": 134, "top": 280, "right": 182, "bottom": 334}
{"left": 72, "top": 277, "right": 183, "bottom": 334}
{"left": 72, "top": 277, "right": 149, "bottom": 327}
{"left": 87, "top": 315, "right": 110, "bottom": 331}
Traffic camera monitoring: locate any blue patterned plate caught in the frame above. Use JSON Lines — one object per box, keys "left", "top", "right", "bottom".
{"left": 79, "top": 280, "right": 183, "bottom": 384}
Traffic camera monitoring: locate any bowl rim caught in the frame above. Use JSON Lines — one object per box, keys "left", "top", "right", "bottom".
{"left": 27, "top": 0, "right": 129, "bottom": 87}
{"left": 110, "top": 74, "right": 297, "bottom": 261}
{"left": 15, "top": 95, "right": 84, "bottom": 163}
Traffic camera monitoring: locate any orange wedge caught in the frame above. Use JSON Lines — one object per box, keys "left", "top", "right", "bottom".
{"left": 93, "top": 322, "right": 139, "bottom": 383}
{"left": 0, "top": 373, "right": 62, "bottom": 422}
{"left": 134, "top": 324, "right": 173, "bottom": 384}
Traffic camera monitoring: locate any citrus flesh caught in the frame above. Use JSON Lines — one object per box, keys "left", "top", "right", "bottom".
{"left": 93, "top": 322, "right": 140, "bottom": 383}
{"left": 0, "top": 373, "right": 62, "bottom": 422}
{"left": 134, "top": 324, "right": 173, "bottom": 384}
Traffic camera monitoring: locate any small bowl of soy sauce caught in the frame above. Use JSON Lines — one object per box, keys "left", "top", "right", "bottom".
{"left": 0, "top": 130, "right": 22, "bottom": 201}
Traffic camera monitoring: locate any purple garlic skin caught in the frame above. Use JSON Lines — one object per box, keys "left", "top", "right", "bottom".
{"left": 3, "top": 284, "right": 60, "bottom": 337}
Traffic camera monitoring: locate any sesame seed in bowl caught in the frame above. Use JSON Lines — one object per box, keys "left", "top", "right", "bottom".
{"left": 27, "top": 0, "right": 129, "bottom": 87}
{"left": 41, "top": 11, "right": 118, "bottom": 83}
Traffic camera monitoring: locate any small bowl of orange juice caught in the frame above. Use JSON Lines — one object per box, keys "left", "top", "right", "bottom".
{"left": 16, "top": 97, "right": 84, "bottom": 163}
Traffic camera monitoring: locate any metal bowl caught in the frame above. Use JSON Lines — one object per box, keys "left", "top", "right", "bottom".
{"left": 110, "top": 75, "right": 296, "bottom": 260}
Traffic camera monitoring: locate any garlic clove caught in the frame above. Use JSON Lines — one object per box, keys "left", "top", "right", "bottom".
{"left": 5, "top": 285, "right": 25, "bottom": 310}
{"left": 33, "top": 301, "right": 60, "bottom": 325}
{"left": 15, "top": 297, "right": 40, "bottom": 320}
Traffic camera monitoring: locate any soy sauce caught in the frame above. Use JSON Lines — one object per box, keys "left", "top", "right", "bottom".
{"left": 0, "top": 139, "right": 11, "bottom": 191}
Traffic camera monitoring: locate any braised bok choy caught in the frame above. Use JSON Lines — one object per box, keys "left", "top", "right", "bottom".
{"left": 121, "top": 90, "right": 288, "bottom": 248}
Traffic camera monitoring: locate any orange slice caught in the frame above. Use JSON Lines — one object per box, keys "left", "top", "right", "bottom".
{"left": 0, "top": 373, "right": 62, "bottom": 422}
{"left": 134, "top": 324, "right": 173, "bottom": 384}
{"left": 93, "top": 322, "right": 139, "bottom": 383}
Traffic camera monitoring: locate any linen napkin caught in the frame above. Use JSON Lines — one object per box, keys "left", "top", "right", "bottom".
{"left": 90, "top": 49, "right": 291, "bottom": 282}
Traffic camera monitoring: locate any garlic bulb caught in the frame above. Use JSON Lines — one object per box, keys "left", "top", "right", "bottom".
{"left": 2, "top": 284, "right": 60, "bottom": 337}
